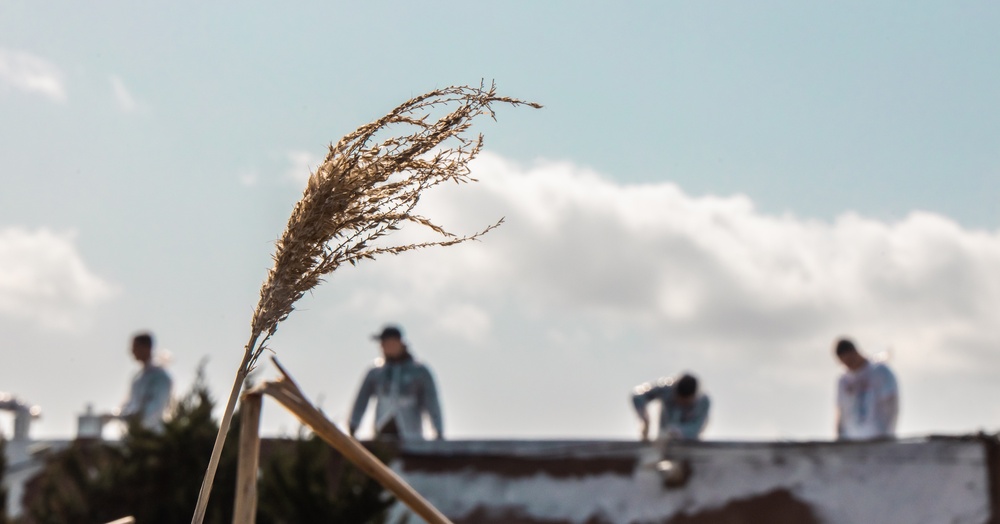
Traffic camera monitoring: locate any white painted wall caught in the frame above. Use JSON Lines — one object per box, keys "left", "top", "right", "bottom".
{"left": 388, "top": 439, "right": 993, "bottom": 524}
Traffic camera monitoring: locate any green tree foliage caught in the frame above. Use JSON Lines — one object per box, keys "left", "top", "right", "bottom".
{"left": 22, "top": 368, "right": 238, "bottom": 524}
{"left": 20, "top": 367, "right": 394, "bottom": 524}
{"left": 257, "top": 435, "right": 395, "bottom": 524}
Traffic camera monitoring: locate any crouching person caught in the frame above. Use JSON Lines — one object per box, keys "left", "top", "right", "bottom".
{"left": 631, "top": 373, "right": 709, "bottom": 441}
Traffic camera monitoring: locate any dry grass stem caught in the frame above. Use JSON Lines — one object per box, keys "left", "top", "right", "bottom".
{"left": 191, "top": 83, "right": 539, "bottom": 523}
{"left": 248, "top": 84, "right": 539, "bottom": 370}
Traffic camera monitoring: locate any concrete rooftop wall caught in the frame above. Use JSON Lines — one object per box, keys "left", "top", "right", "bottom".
{"left": 388, "top": 437, "right": 999, "bottom": 524}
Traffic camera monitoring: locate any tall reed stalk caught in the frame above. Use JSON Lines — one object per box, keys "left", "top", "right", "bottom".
{"left": 190, "top": 83, "right": 539, "bottom": 523}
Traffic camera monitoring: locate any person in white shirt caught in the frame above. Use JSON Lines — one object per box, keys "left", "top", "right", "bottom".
{"left": 116, "top": 332, "right": 173, "bottom": 433}
{"left": 834, "top": 338, "right": 898, "bottom": 440}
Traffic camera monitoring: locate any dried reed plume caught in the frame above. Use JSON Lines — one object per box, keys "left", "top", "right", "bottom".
{"left": 191, "top": 83, "right": 540, "bottom": 523}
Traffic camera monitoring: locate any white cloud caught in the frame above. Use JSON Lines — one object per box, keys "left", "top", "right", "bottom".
{"left": 238, "top": 169, "right": 259, "bottom": 187}
{"left": 412, "top": 154, "right": 1000, "bottom": 364}
{"left": 0, "top": 48, "right": 67, "bottom": 102}
{"left": 0, "top": 228, "right": 117, "bottom": 330}
{"left": 328, "top": 152, "right": 1000, "bottom": 438}
{"left": 109, "top": 75, "right": 145, "bottom": 113}
{"left": 284, "top": 150, "right": 323, "bottom": 183}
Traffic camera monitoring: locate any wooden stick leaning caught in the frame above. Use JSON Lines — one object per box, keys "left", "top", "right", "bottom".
{"left": 250, "top": 358, "right": 453, "bottom": 524}
{"left": 189, "top": 84, "right": 539, "bottom": 524}
{"left": 232, "top": 392, "right": 263, "bottom": 524}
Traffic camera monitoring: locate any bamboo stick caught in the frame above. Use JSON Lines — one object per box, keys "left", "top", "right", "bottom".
{"left": 232, "top": 392, "right": 263, "bottom": 524}
{"left": 256, "top": 358, "right": 453, "bottom": 524}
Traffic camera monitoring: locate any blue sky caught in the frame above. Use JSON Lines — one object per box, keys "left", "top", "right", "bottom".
{"left": 1, "top": 2, "right": 999, "bottom": 440}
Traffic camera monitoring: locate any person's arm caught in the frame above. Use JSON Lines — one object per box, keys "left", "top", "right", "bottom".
{"left": 631, "top": 379, "right": 670, "bottom": 440}
{"left": 874, "top": 367, "right": 899, "bottom": 437}
{"left": 119, "top": 375, "right": 140, "bottom": 419}
{"left": 875, "top": 394, "right": 898, "bottom": 436}
{"left": 418, "top": 367, "right": 444, "bottom": 440}
{"left": 348, "top": 368, "right": 377, "bottom": 436}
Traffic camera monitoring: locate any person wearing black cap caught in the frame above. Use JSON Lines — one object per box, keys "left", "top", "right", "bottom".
{"left": 348, "top": 325, "right": 444, "bottom": 440}
{"left": 631, "top": 373, "right": 710, "bottom": 441}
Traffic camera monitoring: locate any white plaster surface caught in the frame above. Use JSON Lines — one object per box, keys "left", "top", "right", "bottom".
{"left": 2, "top": 439, "right": 71, "bottom": 518}
{"left": 388, "top": 439, "right": 992, "bottom": 524}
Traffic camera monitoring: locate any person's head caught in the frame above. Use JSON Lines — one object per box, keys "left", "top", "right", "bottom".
{"left": 373, "top": 325, "right": 406, "bottom": 360}
{"left": 131, "top": 332, "right": 154, "bottom": 364}
{"left": 674, "top": 374, "right": 699, "bottom": 405}
{"left": 834, "top": 337, "right": 868, "bottom": 371}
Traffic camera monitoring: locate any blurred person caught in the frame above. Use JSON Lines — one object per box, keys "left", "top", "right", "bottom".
{"left": 110, "top": 332, "right": 173, "bottom": 433}
{"left": 349, "top": 325, "right": 444, "bottom": 441}
{"left": 631, "top": 373, "right": 710, "bottom": 441}
{"left": 834, "top": 337, "right": 898, "bottom": 440}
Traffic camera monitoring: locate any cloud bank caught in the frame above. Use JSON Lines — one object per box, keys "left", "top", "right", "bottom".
{"left": 372, "top": 153, "right": 1000, "bottom": 363}
{"left": 0, "top": 228, "right": 116, "bottom": 330}
{"left": 329, "top": 152, "right": 1000, "bottom": 437}
{"left": 0, "top": 48, "right": 67, "bottom": 102}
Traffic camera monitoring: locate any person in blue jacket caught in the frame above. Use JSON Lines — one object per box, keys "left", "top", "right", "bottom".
{"left": 349, "top": 325, "right": 444, "bottom": 440}
{"left": 631, "top": 373, "right": 710, "bottom": 441}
